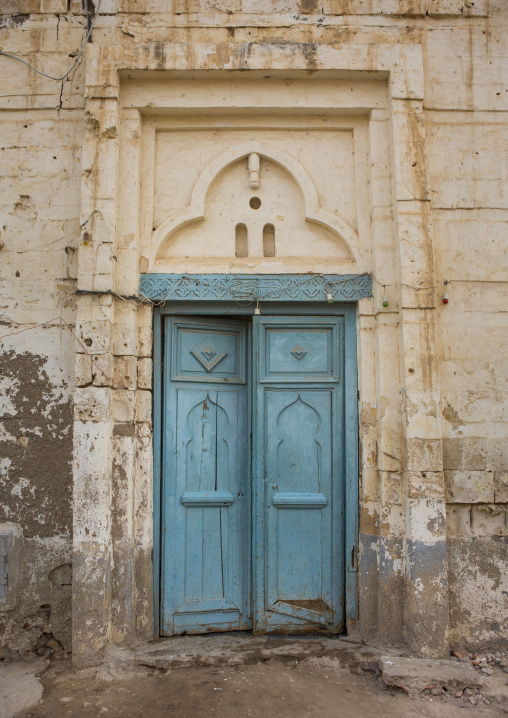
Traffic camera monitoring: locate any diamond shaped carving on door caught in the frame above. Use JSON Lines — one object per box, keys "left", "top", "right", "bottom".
{"left": 190, "top": 338, "right": 228, "bottom": 372}
{"left": 290, "top": 345, "right": 307, "bottom": 361}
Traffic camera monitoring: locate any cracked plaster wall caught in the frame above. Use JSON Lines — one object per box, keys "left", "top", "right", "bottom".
{"left": 0, "top": 0, "right": 507, "bottom": 660}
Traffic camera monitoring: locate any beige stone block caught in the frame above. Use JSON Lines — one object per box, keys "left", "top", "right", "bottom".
{"left": 408, "top": 471, "right": 444, "bottom": 500}
{"left": 487, "top": 438, "right": 508, "bottom": 471}
{"left": 93, "top": 273, "right": 113, "bottom": 294}
{"left": 471, "top": 504, "right": 507, "bottom": 536}
{"left": 73, "top": 421, "right": 111, "bottom": 543}
{"left": 361, "top": 468, "right": 379, "bottom": 503}
{"left": 381, "top": 503, "right": 405, "bottom": 538}
{"left": 424, "top": 29, "right": 472, "bottom": 111}
{"left": 66, "top": 246, "right": 79, "bottom": 280}
{"left": 90, "top": 300, "right": 114, "bottom": 323}
{"left": 241, "top": 0, "right": 295, "bottom": 11}
{"left": 391, "top": 101, "right": 428, "bottom": 202}
{"left": 360, "top": 423, "right": 377, "bottom": 469}
{"left": 137, "top": 358, "right": 152, "bottom": 390}
{"left": 113, "top": 325, "right": 137, "bottom": 356}
{"left": 368, "top": 119, "right": 392, "bottom": 209}
{"left": 426, "top": 0, "right": 488, "bottom": 14}
{"left": 74, "top": 387, "right": 110, "bottom": 422}
{"left": 323, "top": 0, "right": 426, "bottom": 13}
{"left": 378, "top": 425, "right": 402, "bottom": 472}
{"left": 114, "top": 247, "right": 139, "bottom": 295}
{"left": 463, "top": 438, "right": 488, "bottom": 471}
{"left": 96, "top": 243, "right": 114, "bottom": 275}
{"left": 443, "top": 437, "right": 488, "bottom": 471}
{"left": 137, "top": 326, "right": 153, "bottom": 358}
{"left": 396, "top": 207, "right": 435, "bottom": 307}
{"left": 442, "top": 438, "right": 462, "bottom": 471}
{"left": 137, "top": 422, "right": 152, "bottom": 438}
{"left": 445, "top": 470, "right": 494, "bottom": 504}
{"left": 380, "top": 471, "right": 402, "bottom": 506}
{"left": 76, "top": 320, "right": 112, "bottom": 355}
{"left": 360, "top": 501, "right": 380, "bottom": 537}
{"left": 2, "top": 0, "right": 67, "bottom": 12}
{"left": 75, "top": 353, "right": 92, "bottom": 387}
{"left": 113, "top": 356, "right": 137, "bottom": 390}
{"left": 428, "top": 119, "right": 508, "bottom": 210}
{"left": 357, "top": 314, "right": 376, "bottom": 404}
{"left": 91, "top": 353, "right": 114, "bottom": 387}
{"left": 406, "top": 497, "right": 446, "bottom": 543}
{"left": 446, "top": 504, "right": 472, "bottom": 536}
{"left": 99, "top": 293, "right": 113, "bottom": 307}
{"left": 433, "top": 211, "right": 508, "bottom": 284}
{"left": 494, "top": 474, "right": 508, "bottom": 503}
{"left": 442, "top": 390, "right": 508, "bottom": 426}
{"left": 111, "top": 390, "right": 136, "bottom": 423}
{"left": 136, "top": 303, "right": 153, "bottom": 329}
{"left": 136, "top": 390, "right": 152, "bottom": 424}
{"left": 407, "top": 438, "right": 443, "bottom": 472}
{"left": 112, "top": 434, "right": 135, "bottom": 479}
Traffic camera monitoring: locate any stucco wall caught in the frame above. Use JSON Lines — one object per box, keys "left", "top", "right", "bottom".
{"left": 0, "top": 0, "right": 507, "bottom": 662}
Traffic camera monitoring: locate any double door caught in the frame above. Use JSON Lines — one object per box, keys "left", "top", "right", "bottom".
{"left": 161, "top": 315, "right": 346, "bottom": 635}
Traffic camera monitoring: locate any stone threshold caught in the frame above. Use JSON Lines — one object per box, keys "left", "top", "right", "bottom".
{"left": 101, "top": 634, "right": 508, "bottom": 705}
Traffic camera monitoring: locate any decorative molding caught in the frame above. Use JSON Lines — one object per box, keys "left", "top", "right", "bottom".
{"left": 291, "top": 345, "right": 307, "bottom": 361}
{"left": 272, "top": 493, "right": 328, "bottom": 509}
{"left": 190, "top": 339, "right": 227, "bottom": 372}
{"left": 181, "top": 492, "right": 235, "bottom": 507}
{"left": 139, "top": 273, "right": 372, "bottom": 302}
{"left": 150, "top": 141, "right": 358, "bottom": 265}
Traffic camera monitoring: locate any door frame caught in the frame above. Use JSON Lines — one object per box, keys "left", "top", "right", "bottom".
{"left": 150, "top": 273, "right": 371, "bottom": 637}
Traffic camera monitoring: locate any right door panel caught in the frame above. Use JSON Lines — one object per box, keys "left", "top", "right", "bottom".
{"left": 253, "top": 316, "right": 345, "bottom": 633}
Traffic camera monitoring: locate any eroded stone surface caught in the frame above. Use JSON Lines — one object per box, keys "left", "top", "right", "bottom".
{"left": 380, "top": 656, "right": 484, "bottom": 695}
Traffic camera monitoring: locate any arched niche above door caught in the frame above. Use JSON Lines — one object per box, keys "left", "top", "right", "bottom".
{"left": 149, "top": 141, "right": 358, "bottom": 270}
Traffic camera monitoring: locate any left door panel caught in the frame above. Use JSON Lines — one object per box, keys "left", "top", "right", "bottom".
{"left": 161, "top": 318, "right": 251, "bottom": 635}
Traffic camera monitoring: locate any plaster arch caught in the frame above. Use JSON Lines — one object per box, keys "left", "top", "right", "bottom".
{"left": 149, "top": 141, "right": 359, "bottom": 267}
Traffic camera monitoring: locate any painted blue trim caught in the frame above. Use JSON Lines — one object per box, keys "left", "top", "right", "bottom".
{"left": 140, "top": 273, "right": 372, "bottom": 303}
{"left": 344, "top": 305, "right": 359, "bottom": 622}
{"left": 152, "top": 307, "right": 163, "bottom": 638}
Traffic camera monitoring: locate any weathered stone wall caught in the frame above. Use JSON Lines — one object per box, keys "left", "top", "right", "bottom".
{"left": 425, "top": 5, "right": 508, "bottom": 648}
{"left": 0, "top": 0, "right": 507, "bottom": 662}
{"left": 0, "top": 3, "right": 83, "bottom": 656}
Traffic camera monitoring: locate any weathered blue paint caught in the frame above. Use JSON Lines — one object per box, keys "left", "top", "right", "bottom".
{"left": 152, "top": 291, "right": 360, "bottom": 636}
{"left": 252, "top": 316, "right": 346, "bottom": 633}
{"left": 152, "top": 307, "right": 163, "bottom": 638}
{"left": 272, "top": 493, "right": 328, "bottom": 508}
{"left": 140, "top": 273, "right": 372, "bottom": 303}
{"left": 344, "top": 307, "right": 359, "bottom": 622}
{"left": 181, "top": 491, "right": 236, "bottom": 507}
{"left": 160, "top": 317, "right": 251, "bottom": 635}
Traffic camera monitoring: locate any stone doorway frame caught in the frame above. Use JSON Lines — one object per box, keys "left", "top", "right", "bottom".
{"left": 73, "top": 41, "right": 446, "bottom": 667}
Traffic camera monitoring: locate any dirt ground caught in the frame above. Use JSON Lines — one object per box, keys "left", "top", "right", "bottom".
{"left": 19, "top": 657, "right": 508, "bottom": 718}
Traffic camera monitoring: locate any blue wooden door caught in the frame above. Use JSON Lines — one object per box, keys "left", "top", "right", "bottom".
{"left": 253, "top": 317, "right": 345, "bottom": 633}
{"left": 161, "top": 318, "right": 251, "bottom": 635}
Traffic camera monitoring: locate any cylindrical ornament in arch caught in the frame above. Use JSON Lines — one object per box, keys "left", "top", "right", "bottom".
{"left": 248, "top": 153, "right": 260, "bottom": 189}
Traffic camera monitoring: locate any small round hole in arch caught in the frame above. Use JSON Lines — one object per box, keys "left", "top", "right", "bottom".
{"left": 249, "top": 197, "right": 261, "bottom": 209}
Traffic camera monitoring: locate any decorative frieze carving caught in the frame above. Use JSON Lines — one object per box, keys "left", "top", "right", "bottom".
{"left": 139, "top": 273, "right": 373, "bottom": 303}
